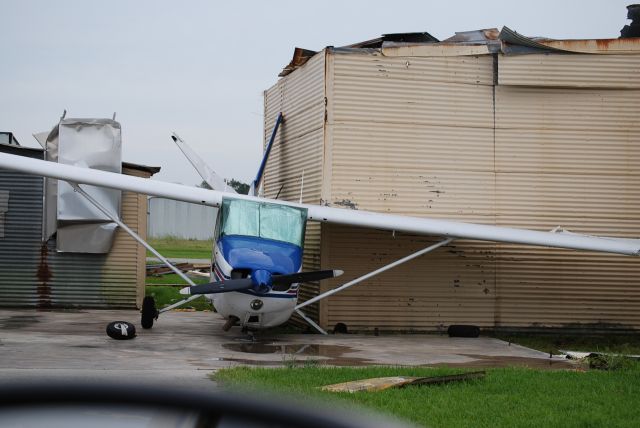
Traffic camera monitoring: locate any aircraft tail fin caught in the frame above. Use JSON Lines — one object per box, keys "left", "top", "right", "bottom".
{"left": 171, "top": 133, "right": 236, "bottom": 193}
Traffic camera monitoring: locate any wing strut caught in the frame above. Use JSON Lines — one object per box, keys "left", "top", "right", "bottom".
{"left": 295, "top": 237, "right": 454, "bottom": 334}
{"left": 68, "top": 182, "right": 202, "bottom": 315}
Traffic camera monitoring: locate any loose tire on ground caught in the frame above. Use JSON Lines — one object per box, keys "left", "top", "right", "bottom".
{"left": 106, "top": 321, "right": 136, "bottom": 340}
{"left": 447, "top": 324, "right": 480, "bottom": 338}
{"left": 141, "top": 296, "right": 158, "bottom": 329}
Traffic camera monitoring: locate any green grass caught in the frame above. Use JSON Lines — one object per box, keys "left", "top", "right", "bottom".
{"left": 146, "top": 273, "right": 210, "bottom": 285}
{"left": 145, "top": 285, "right": 213, "bottom": 311}
{"left": 214, "top": 365, "right": 640, "bottom": 428}
{"left": 146, "top": 237, "right": 212, "bottom": 259}
{"left": 494, "top": 334, "right": 640, "bottom": 355}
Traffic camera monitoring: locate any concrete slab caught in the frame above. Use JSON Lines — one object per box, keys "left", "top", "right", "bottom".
{"left": 0, "top": 309, "right": 574, "bottom": 388}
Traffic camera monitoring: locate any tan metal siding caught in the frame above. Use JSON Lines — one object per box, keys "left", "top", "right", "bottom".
{"left": 102, "top": 166, "right": 150, "bottom": 308}
{"left": 331, "top": 54, "right": 494, "bottom": 129}
{"left": 49, "top": 166, "right": 150, "bottom": 309}
{"left": 498, "top": 54, "right": 640, "bottom": 88}
{"left": 265, "top": 46, "right": 640, "bottom": 332}
{"left": 495, "top": 86, "right": 639, "bottom": 132}
{"left": 263, "top": 52, "right": 326, "bottom": 324}
{"left": 329, "top": 51, "right": 495, "bottom": 221}
{"left": 494, "top": 60, "right": 640, "bottom": 330}
{"left": 322, "top": 51, "right": 497, "bottom": 330}
{"left": 263, "top": 52, "right": 325, "bottom": 203}
{"left": 322, "top": 224, "right": 495, "bottom": 331}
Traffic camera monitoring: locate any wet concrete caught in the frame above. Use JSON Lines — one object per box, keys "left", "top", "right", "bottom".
{"left": 0, "top": 314, "right": 40, "bottom": 329}
{"left": 0, "top": 309, "right": 576, "bottom": 389}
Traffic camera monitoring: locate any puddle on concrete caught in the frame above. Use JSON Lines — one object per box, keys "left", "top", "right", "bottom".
{"left": 0, "top": 315, "right": 40, "bottom": 330}
{"left": 221, "top": 342, "right": 372, "bottom": 366}
{"left": 427, "top": 354, "right": 577, "bottom": 370}
{"left": 223, "top": 343, "right": 348, "bottom": 356}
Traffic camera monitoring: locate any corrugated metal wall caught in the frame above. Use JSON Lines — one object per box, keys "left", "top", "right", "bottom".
{"left": 0, "top": 150, "right": 151, "bottom": 309}
{"left": 494, "top": 53, "right": 640, "bottom": 331}
{"left": 0, "top": 146, "right": 45, "bottom": 307}
{"left": 264, "top": 47, "right": 640, "bottom": 332}
{"left": 322, "top": 50, "right": 497, "bottom": 331}
{"left": 321, "top": 225, "right": 495, "bottom": 331}
{"left": 263, "top": 52, "right": 326, "bottom": 323}
{"left": 148, "top": 198, "right": 217, "bottom": 240}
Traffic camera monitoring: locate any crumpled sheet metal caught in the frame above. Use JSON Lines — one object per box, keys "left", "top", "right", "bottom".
{"left": 44, "top": 118, "right": 122, "bottom": 253}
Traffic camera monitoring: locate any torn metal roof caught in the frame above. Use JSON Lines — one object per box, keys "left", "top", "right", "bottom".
{"left": 279, "top": 47, "right": 318, "bottom": 77}
{"left": 279, "top": 25, "right": 640, "bottom": 76}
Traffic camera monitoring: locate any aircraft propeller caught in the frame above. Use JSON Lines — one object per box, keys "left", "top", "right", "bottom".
{"left": 179, "top": 269, "right": 343, "bottom": 296}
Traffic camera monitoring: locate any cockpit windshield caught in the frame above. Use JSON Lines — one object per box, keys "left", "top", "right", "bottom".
{"left": 219, "top": 198, "right": 308, "bottom": 247}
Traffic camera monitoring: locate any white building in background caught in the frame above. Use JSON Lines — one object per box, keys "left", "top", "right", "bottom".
{"left": 147, "top": 197, "right": 217, "bottom": 240}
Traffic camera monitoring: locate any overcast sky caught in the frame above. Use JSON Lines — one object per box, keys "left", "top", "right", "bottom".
{"left": 0, "top": 1, "right": 632, "bottom": 185}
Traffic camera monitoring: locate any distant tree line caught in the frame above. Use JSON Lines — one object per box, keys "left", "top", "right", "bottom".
{"left": 198, "top": 179, "right": 250, "bottom": 195}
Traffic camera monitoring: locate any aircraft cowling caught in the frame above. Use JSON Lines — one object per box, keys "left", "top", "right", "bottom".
{"left": 250, "top": 269, "right": 273, "bottom": 294}
{"left": 218, "top": 235, "right": 303, "bottom": 275}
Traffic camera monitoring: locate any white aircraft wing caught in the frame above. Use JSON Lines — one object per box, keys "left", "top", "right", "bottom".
{"left": 1, "top": 152, "right": 639, "bottom": 256}
{"left": 171, "top": 133, "right": 236, "bottom": 193}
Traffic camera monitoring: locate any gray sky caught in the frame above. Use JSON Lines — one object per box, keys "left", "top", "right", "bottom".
{"left": 0, "top": 0, "right": 632, "bottom": 185}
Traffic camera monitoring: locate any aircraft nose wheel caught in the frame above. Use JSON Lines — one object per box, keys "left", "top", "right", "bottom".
{"left": 141, "top": 296, "right": 159, "bottom": 329}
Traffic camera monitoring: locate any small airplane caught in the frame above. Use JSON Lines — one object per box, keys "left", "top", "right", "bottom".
{"left": 1, "top": 114, "right": 639, "bottom": 334}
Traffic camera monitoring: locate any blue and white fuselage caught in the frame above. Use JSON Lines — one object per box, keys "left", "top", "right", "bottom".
{"left": 205, "top": 197, "right": 308, "bottom": 329}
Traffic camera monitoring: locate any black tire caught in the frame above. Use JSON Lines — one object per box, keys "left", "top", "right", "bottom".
{"left": 447, "top": 324, "right": 480, "bottom": 338}
{"left": 106, "top": 321, "right": 136, "bottom": 340}
{"left": 141, "top": 296, "right": 158, "bottom": 329}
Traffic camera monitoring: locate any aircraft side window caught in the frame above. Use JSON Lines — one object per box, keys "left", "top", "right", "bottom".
{"left": 0, "top": 190, "right": 8, "bottom": 239}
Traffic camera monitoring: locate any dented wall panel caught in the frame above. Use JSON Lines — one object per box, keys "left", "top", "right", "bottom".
{"left": 263, "top": 52, "right": 326, "bottom": 323}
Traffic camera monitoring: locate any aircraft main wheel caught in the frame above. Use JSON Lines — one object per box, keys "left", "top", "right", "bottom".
{"left": 141, "top": 296, "right": 158, "bottom": 329}
{"left": 106, "top": 321, "right": 136, "bottom": 340}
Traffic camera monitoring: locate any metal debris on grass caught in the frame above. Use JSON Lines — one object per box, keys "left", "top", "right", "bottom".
{"left": 321, "top": 371, "right": 485, "bottom": 393}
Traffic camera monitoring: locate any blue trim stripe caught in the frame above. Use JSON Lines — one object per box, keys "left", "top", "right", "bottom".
{"left": 236, "top": 290, "right": 296, "bottom": 299}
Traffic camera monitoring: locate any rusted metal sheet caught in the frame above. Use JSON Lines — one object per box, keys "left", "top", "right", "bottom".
{"left": 499, "top": 54, "right": 640, "bottom": 88}
{"left": 279, "top": 47, "right": 318, "bottom": 77}
{"left": 0, "top": 146, "right": 152, "bottom": 309}
{"left": 263, "top": 52, "right": 326, "bottom": 325}
{"left": 538, "top": 38, "right": 640, "bottom": 54}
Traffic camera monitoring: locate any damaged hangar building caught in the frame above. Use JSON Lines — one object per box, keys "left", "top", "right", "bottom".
{"left": 262, "top": 28, "right": 640, "bottom": 333}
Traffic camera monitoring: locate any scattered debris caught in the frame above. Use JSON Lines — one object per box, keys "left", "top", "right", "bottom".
{"left": 105, "top": 321, "right": 136, "bottom": 340}
{"left": 560, "top": 350, "right": 640, "bottom": 370}
{"left": 321, "top": 371, "right": 485, "bottom": 393}
{"left": 146, "top": 263, "right": 194, "bottom": 276}
{"left": 186, "top": 270, "right": 210, "bottom": 278}
{"left": 560, "top": 350, "right": 640, "bottom": 360}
